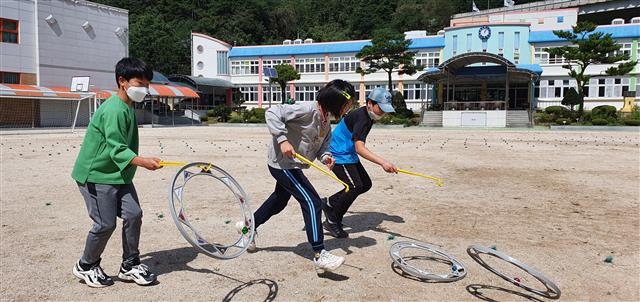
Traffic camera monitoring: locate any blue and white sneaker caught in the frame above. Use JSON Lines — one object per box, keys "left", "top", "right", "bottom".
{"left": 73, "top": 260, "right": 114, "bottom": 288}
{"left": 118, "top": 263, "right": 156, "bottom": 286}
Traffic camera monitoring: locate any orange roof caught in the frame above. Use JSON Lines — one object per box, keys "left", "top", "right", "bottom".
{"left": 0, "top": 83, "right": 200, "bottom": 100}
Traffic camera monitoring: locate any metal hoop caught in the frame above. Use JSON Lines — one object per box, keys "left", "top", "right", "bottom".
{"left": 467, "top": 245, "right": 561, "bottom": 299}
{"left": 389, "top": 241, "right": 467, "bottom": 282}
{"left": 168, "top": 162, "right": 255, "bottom": 259}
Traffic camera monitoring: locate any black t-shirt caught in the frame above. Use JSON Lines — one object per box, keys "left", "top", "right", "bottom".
{"left": 343, "top": 106, "right": 373, "bottom": 143}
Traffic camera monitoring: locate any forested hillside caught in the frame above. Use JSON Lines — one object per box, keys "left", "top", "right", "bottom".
{"left": 93, "top": 0, "right": 542, "bottom": 74}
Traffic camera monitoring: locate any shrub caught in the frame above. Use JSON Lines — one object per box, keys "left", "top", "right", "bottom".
{"left": 243, "top": 108, "right": 266, "bottom": 123}
{"left": 534, "top": 112, "right": 551, "bottom": 124}
{"left": 247, "top": 116, "right": 263, "bottom": 123}
{"left": 379, "top": 114, "right": 409, "bottom": 126}
{"left": 591, "top": 118, "right": 608, "bottom": 125}
{"left": 555, "top": 118, "right": 572, "bottom": 125}
{"left": 629, "top": 105, "right": 640, "bottom": 120}
{"left": 228, "top": 116, "right": 243, "bottom": 123}
{"left": 591, "top": 105, "right": 617, "bottom": 120}
{"left": 581, "top": 111, "right": 592, "bottom": 122}
{"left": 545, "top": 106, "right": 570, "bottom": 117}
{"left": 623, "top": 119, "right": 640, "bottom": 126}
{"left": 200, "top": 116, "right": 208, "bottom": 122}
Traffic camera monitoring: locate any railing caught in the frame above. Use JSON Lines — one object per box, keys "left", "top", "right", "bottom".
{"left": 444, "top": 101, "right": 506, "bottom": 111}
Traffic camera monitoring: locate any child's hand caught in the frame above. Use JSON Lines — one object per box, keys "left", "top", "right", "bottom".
{"left": 133, "top": 156, "right": 162, "bottom": 171}
{"left": 381, "top": 161, "right": 397, "bottom": 174}
{"left": 322, "top": 155, "right": 335, "bottom": 170}
{"left": 279, "top": 141, "right": 296, "bottom": 158}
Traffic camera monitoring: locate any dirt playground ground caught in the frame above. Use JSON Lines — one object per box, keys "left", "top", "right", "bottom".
{"left": 1, "top": 126, "right": 639, "bottom": 301}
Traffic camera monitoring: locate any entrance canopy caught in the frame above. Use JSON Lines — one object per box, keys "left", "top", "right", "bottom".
{"left": 0, "top": 84, "right": 106, "bottom": 100}
{"left": 418, "top": 52, "right": 541, "bottom": 84}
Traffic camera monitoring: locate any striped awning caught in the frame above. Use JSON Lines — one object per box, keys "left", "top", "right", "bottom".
{"left": 0, "top": 84, "right": 98, "bottom": 100}
{"left": 0, "top": 83, "right": 199, "bottom": 100}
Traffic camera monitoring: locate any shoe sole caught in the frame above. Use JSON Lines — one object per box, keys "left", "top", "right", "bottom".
{"left": 118, "top": 272, "right": 155, "bottom": 286}
{"left": 323, "top": 222, "right": 348, "bottom": 238}
{"left": 73, "top": 265, "right": 111, "bottom": 288}
{"left": 315, "top": 257, "right": 345, "bottom": 274}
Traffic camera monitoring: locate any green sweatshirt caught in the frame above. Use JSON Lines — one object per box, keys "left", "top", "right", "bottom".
{"left": 72, "top": 95, "right": 139, "bottom": 184}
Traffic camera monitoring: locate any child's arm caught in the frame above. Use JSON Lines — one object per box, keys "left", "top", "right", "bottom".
{"left": 131, "top": 156, "right": 162, "bottom": 170}
{"left": 354, "top": 140, "right": 397, "bottom": 173}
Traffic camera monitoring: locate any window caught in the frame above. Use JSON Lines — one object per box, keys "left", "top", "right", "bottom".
{"left": 328, "top": 56, "right": 360, "bottom": 73}
{"left": 534, "top": 47, "right": 568, "bottom": 64}
{"left": 295, "top": 57, "right": 324, "bottom": 74}
{"left": 498, "top": 32, "right": 504, "bottom": 52}
{"left": 295, "top": 85, "right": 322, "bottom": 101}
{"left": 216, "top": 51, "right": 228, "bottom": 75}
{"left": 466, "top": 33, "right": 472, "bottom": 52}
{"left": 403, "top": 83, "right": 430, "bottom": 100}
{"left": 538, "top": 79, "right": 576, "bottom": 99}
{"left": 0, "top": 71, "right": 20, "bottom": 84}
{"left": 364, "top": 84, "right": 398, "bottom": 99}
{"left": 263, "top": 58, "right": 292, "bottom": 71}
{"left": 414, "top": 52, "right": 440, "bottom": 68}
{"left": 452, "top": 35, "right": 458, "bottom": 55}
{"left": 1, "top": 18, "right": 19, "bottom": 43}
{"left": 238, "top": 85, "right": 259, "bottom": 103}
{"left": 514, "top": 32, "right": 520, "bottom": 51}
{"left": 608, "top": 43, "right": 632, "bottom": 59}
{"left": 230, "top": 60, "right": 259, "bottom": 75}
{"left": 557, "top": 16, "right": 564, "bottom": 23}
{"left": 589, "top": 77, "right": 630, "bottom": 98}
{"left": 262, "top": 85, "right": 282, "bottom": 104}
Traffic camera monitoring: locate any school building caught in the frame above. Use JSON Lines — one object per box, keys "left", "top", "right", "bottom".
{"left": 193, "top": 0, "right": 639, "bottom": 127}
{"left": 0, "top": 0, "right": 198, "bottom": 128}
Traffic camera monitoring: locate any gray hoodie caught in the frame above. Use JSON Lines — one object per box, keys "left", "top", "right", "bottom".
{"left": 265, "top": 101, "right": 332, "bottom": 169}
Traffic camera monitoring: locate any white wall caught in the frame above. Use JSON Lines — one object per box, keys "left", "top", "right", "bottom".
{"left": 443, "top": 110, "right": 506, "bottom": 127}
{"left": 37, "top": 0, "right": 128, "bottom": 90}
{"left": 192, "top": 33, "right": 231, "bottom": 80}
{"left": 0, "top": 0, "right": 37, "bottom": 75}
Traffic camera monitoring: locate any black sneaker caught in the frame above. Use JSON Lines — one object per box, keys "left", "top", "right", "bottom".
{"left": 73, "top": 260, "right": 114, "bottom": 288}
{"left": 118, "top": 263, "right": 157, "bottom": 285}
{"left": 323, "top": 220, "right": 348, "bottom": 238}
{"left": 321, "top": 198, "right": 339, "bottom": 225}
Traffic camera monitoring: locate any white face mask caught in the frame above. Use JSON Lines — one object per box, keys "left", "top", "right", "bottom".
{"left": 126, "top": 85, "right": 148, "bottom": 103}
{"left": 368, "top": 110, "right": 383, "bottom": 120}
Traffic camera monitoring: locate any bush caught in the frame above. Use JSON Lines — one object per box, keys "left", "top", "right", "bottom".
{"left": 545, "top": 106, "right": 570, "bottom": 117}
{"left": 555, "top": 118, "right": 572, "bottom": 125}
{"left": 623, "top": 119, "right": 640, "bottom": 126}
{"left": 395, "top": 108, "right": 414, "bottom": 119}
{"left": 207, "top": 105, "right": 233, "bottom": 122}
{"left": 591, "top": 118, "right": 609, "bottom": 125}
{"left": 228, "top": 116, "right": 243, "bottom": 123}
{"left": 243, "top": 108, "right": 266, "bottom": 123}
{"left": 591, "top": 105, "right": 617, "bottom": 120}
{"left": 534, "top": 112, "right": 552, "bottom": 124}
{"left": 379, "top": 114, "right": 410, "bottom": 126}
{"left": 581, "top": 111, "right": 592, "bottom": 122}
{"left": 200, "top": 116, "right": 208, "bottom": 122}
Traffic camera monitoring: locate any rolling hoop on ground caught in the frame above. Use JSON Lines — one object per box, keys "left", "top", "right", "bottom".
{"left": 389, "top": 241, "right": 466, "bottom": 282}
{"left": 467, "top": 245, "right": 561, "bottom": 299}
{"left": 168, "top": 162, "right": 255, "bottom": 259}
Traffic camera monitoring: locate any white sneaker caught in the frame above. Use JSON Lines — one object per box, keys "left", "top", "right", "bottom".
{"left": 235, "top": 221, "right": 257, "bottom": 253}
{"left": 313, "top": 249, "right": 344, "bottom": 273}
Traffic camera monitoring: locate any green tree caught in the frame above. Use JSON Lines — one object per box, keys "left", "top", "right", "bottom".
{"left": 561, "top": 87, "right": 581, "bottom": 112}
{"left": 271, "top": 64, "right": 301, "bottom": 104}
{"left": 356, "top": 30, "right": 424, "bottom": 97}
{"left": 547, "top": 21, "right": 636, "bottom": 115}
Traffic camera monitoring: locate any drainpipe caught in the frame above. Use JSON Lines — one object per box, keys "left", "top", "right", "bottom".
{"left": 34, "top": 0, "right": 40, "bottom": 85}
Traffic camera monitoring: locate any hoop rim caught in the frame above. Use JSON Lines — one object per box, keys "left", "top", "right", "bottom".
{"left": 389, "top": 241, "right": 467, "bottom": 282}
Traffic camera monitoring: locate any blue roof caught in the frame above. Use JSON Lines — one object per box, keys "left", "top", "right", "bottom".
{"left": 529, "top": 24, "right": 640, "bottom": 43}
{"left": 516, "top": 64, "right": 543, "bottom": 75}
{"left": 228, "top": 36, "right": 445, "bottom": 58}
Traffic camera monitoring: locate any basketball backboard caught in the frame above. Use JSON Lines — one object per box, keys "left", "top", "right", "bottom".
{"left": 70, "top": 76, "right": 91, "bottom": 92}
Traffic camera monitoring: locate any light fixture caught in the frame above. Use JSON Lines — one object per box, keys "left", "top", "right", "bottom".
{"left": 45, "top": 14, "right": 57, "bottom": 25}
{"left": 114, "top": 26, "right": 127, "bottom": 38}
{"left": 81, "top": 21, "right": 91, "bottom": 31}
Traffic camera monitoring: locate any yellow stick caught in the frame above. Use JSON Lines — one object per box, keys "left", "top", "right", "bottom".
{"left": 159, "top": 161, "right": 188, "bottom": 167}
{"left": 295, "top": 153, "right": 350, "bottom": 192}
{"left": 397, "top": 169, "right": 444, "bottom": 187}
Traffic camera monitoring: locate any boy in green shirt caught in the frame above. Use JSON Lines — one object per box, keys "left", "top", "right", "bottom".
{"left": 71, "top": 57, "right": 162, "bottom": 288}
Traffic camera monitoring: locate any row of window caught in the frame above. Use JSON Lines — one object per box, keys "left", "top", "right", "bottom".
{"left": 229, "top": 52, "right": 441, "bottom": 75}
{"left": 533, "top": 43, "right": 634, "bottom": 65}
{"left": 238, "top": 77, "right": 635, "bottom": 104}
{"left": 535, "top": 77, "right": 632, "bottom": 98}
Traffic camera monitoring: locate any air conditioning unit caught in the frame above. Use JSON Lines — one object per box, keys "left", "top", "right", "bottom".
{"left": 612, "top": 18, "right": 624, "bottom": 25}
{"left": 304, "top": 38, "right": 313, "bottom": 44}
{"left": 283, "top": 39, "right": 292, "bottom": 45}
{"left": 631, "top": 17, "right": 640, "bottom": 24}
{"left": 293, "top": 39, "right": 302, "bottom": 45}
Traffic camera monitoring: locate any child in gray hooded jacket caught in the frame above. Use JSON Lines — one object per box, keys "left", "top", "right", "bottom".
{"left": 243, "top": 79, "right": 354, "bottom": 273}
